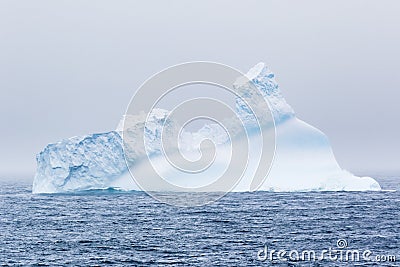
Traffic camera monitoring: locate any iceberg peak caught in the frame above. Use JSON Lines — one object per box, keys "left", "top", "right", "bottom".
{"left": 236, "top": 62, "right": 295, "bottom": 123}
{"left": 246, "top": 62, "right": 270, "bottom": 80}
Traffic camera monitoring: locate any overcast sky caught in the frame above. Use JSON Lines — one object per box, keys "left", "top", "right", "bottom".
{"left": 0, "top": 0, "right": 399, "bottom": 180}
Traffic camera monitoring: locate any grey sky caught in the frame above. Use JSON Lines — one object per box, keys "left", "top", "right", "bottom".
{"left": 0, "top": 0, "right": 399, "bottom": 179}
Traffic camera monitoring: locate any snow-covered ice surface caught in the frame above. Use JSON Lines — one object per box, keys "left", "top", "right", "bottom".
{"left": 32, "top": 63, "right": 381, "bottom": 193}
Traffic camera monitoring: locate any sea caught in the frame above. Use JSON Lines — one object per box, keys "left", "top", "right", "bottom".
{"left": 1, "top": 177, "right": 399, "bottom": 266}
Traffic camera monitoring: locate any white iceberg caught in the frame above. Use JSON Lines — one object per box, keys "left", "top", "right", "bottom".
{"left": 32, "top": 63, "right": 381, "bottom": 193}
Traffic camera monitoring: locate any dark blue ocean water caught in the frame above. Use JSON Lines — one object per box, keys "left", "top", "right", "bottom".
{"left": 1, "top": 177, "right": 399, "bottom": 266}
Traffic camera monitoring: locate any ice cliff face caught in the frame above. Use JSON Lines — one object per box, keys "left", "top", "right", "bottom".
{"left": 32, "top": 63, "right": 381, "bottom": 193}
{"left": 32, "top": 110, "right": 177, "bottom": 193}
{"left": 32, "top": 132, "right": 127, "bottom": 193}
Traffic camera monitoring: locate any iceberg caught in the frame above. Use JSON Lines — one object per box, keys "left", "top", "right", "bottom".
{"left": 32, "top": 63, "right": 381, "bottom": 194}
